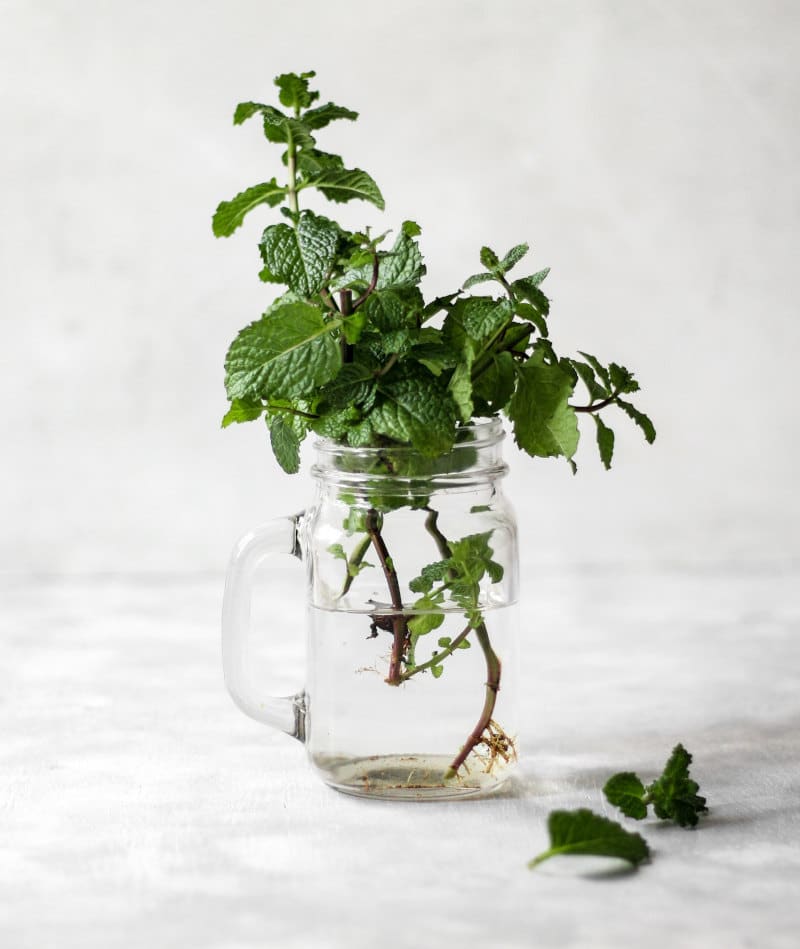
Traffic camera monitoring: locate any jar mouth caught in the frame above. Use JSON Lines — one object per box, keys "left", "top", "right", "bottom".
{"left": 313, "top": 417, "right": 505, "bottom": 456}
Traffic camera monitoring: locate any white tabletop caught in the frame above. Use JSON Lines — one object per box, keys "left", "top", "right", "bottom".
{"left": 2, "top": 565, "right": 799, "bottom": 949}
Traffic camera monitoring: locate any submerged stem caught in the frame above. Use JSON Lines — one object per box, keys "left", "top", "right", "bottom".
{"left": 365, "top": 508, "right": 409, "bottom": 685}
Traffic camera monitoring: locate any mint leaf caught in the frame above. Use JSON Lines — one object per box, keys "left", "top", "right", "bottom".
{"left": 408, "top": 605, "right": 445, "bottom": 636}
{"left": 512, "top": 277, "right": 550, "bottom": 316}
{"left": 233, "top": 101, "right": 286, "bottom": 126}
{"left": 376, "top": 232, "right": 425, "bottom": 290}
{"left": 458, "top": 297, "right": 513, "bottom": 343}
{"left": 301, "top": 102, "right": 358, "bottom": 129}
{"left": 212, "top": 180, "right": 287, "bottom": 237}
{"left": 499, "top": 242, "right": 529, "bottom": 273}
{"left": 269, "top": 416, "right": 301, "bottom": 473}
{"left": 514, "top": 301, "right": 548, "bottom": 339}
{"left": 320, "top": 360, "right": 378, "bottom": 411}
{"left": 617, "top": 399, "right": 656, "bottom": 444}
{"left": 473, "top": 351, "right": 515, "bottom": 413}
{"left": 578, "top": 351, "right": 611, "bottom": 388}
{"left": 593, "top": 415, "right": 615, "bottom": 470}
{"left": 274, "top": 71, "right": 319, "bottom": 110}
{"left": 402, "top": 220, "right": 422, "bottom": 238}
{"left": 480, "top": 246, "right": 500, "bottom": 270}
{"left": 570, "top": 358, "right": 607, "bottom": 401}
{"left": 508, "top": 356, "right": 579, "bottom": 460}
{"left": 462, "top": 272, "right": 496, "bottom": 290}
{"left": 603, "top": 772, "right": 648, "bottom": 820}
{"left": 448, "top": 356, "right": 474, "bottom": 423}
{"left": 646, "top": 744, "right": 707, "bottom": 828}
{"left": 225, "top": 302, "right": 341, "bottom": 400}
{"left": 528, "top": 809, "right": 650, "bottom": 869}
{"left": 259, "top": 211, "right": 339, "bottom": 296}
{"left": 221, "top": 397, "right": 263, "bottom": 428}
{"left": 370, "top": 366, "right": 456, "bottom": 456}
{"left": 311, "top": 168, "right": 385, "bottom": 209}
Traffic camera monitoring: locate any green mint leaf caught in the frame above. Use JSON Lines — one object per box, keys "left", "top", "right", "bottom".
{"left": 523, "top": 267, "right": 550, "bottom": 287}
{"left": 313, "top": 405, "right": 360, "bottom": 440}
{"left": 578, "top": 352, "right": 611, "bottom": 388}
{"left": 514, "top": 301, "right": 548, "bottom": 339}
{"left": 295, "top": 149, "right": 345, "bottom": 177}
{"left": 473, "top": 351, "right": 517, "bottom": 413}
{"left": 570, "top": 358, "right": 608, "bottom": 401}
{"left": 320, "top": 360, "right": 378, "bottom": 411}
{"left": 370, "top": 365, "right": 456, "bottom": 456}
{"left": 603, "top": 772, "right": 648, "bottom": 820}
{"left": 221, "top": 397, "right": 263, "bottom": 428}
{"left": 616, "top": 399, "right": 656, "bottom": 444}
{"left": 408, "top": 604, "right": 445, "bottom": 636}
{"left": 512, "top": 277, "right": 550, "bottom": 316}
{"left": 462, "top": 272, "right": 496, "bottom": 290}
{"left": 593, "top": 415, "right": 615, "bottom": 470}
{"left": 301, "top": 102, "right": 358, "bottom": 129}
{"left": 274, "top": 70, "right": 319, "bottom": 110}
{"left": 411, "top": 341, "right": 459, "bottom": 376}
{"left": 224, "top": 302, "right": 341, "bottom": 401}
{"left": 264, "top": 115, "right": 316, "bottom": 149}
{"left": 609, "top": 362, "right": 638, "bottom": 394}
{"left": 311, "top": 168, "right": 385, "bottom": 210}
{"left": 508, "top": 355, "right": 579, "bottom": 460}
{"left": 431, "top": 664, "right": 444, "bottom": 678}
{"left": 402, "top": 220, "right": 422, "bottom": 238}
{"left": 347, "top": 418, "right": 375, "bottom": 447}
{"left": 376, "top": 231, "right": 425, "bottom": 290}
{"left": 480, "top": 246, "right": 500, "bottom": 270}
{"left": 233, "top": 101, "right": 286, "bottom": 126}
{"left": 448, "top": 356, "right": 474, "bottom": 423}
{"left": 269, "top": 416, "right": 301, "bottom": 473}
{"left": 212, "top": 180, "right": 287, "bottom": 237}
{"left": 528, "top": 809, "right": 650, "bottom": 869}
{"left": 458, "top": 297, "right": 513, "bottom": 343}
{"left": 328, "top": 543, "right": 347, "bottom": 560}
{"left": 259, "top": 210, "right": 339, "bottom": 296}
{"left": 498, "top": 242, "right": 529, "bottom": 273}
{"left": 646, "top": 744, "right": 708, "bottom": 828}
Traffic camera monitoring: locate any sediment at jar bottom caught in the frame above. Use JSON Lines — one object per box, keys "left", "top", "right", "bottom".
{"left": 311, "top": 753, "right": 515, "bottom": 801}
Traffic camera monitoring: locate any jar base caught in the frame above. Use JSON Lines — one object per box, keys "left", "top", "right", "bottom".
{"left": 312, "top": 753, "right": 511, "bottom": 801}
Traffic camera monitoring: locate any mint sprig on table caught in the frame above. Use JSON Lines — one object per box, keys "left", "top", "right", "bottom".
{"left": 214, "top": 70, "right": 656, "bottom": 781}
{"left": 529, "top": 746, "right": 708, "bottom": 872}
{"left": 604, "top": 743, "right": 709, "bottom": 828}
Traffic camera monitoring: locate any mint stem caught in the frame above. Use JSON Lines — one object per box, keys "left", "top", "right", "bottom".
{"left": 365, "top": 508, "right": 409, "bottom": 685}
{"left": 400, "top": 622, "right": 471, "bottom": 681}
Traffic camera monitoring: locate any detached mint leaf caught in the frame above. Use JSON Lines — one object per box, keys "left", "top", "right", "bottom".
{"left": 528, "top": 809, "right": 650, "bottom": 869}
{"left": 593, "top": 415, "right": 615, "bottom": 470}
{"left": 646, "top": 744, "right": 708, "bottom": 828}
{"left": 603, "top": 772, "right": 648, "bottom": 820}
{"left": 508, "top": 355, "right": 579, "bottom": 460}
{"left": 269, "top": 416, "right": 301, "bottom": 473}
{"left": 212, "top": 180, "right": 287, "bottom": 237}
{"left": 312, "top": 168, "right": 385, "bottom": 210}
{"left": 617, "top": 399, "right": 656, "bottom": 444}
{"left": 259, "top": 210, "right": 338, "bottom": 296}
{"left": 370, "top": 366, "right": 456, "bottom": 456}
{"left": 221, "top": 397, "right": 263, "bottom": 428}
{"left": 225, "top": 302, "right": 341, "bottom": 401}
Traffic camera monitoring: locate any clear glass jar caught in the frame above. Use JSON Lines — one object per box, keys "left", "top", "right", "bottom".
{"left": 222, "top": 419, "right": 519, "bottom": 800}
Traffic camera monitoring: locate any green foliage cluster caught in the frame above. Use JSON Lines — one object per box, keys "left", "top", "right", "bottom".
{"left": 213, "top": 70, "right": 655, "bottom": 474}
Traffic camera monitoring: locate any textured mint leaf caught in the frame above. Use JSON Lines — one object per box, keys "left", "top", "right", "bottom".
{"left": 473, "top": 351, "right": 515, "bottom": 412}
{"left": 603, "top": 772, "right": 648, "bottom": 820}
{"left": 300, "top": 101, "right": 357, "bottom": 129}
{"left": 458, "top": 297, "right": 513, "bottom": 343}
{"left": 212, "top": 180, "right": 287, "bottom": 237}
{"left": 616, "top": 399, "right": 656, "bottom": 444}
{"left": 376, "top": 232, "right": 426, "bottom": 290}
{"left": 448, "top": 356, "right": 474, "bottom": 423}
{"left": 408, "top": 605, "right": 445, "bottom": 636}
{"left": 570, "top": 359, "right": 607, "bottom": 400}
{"left": 259, "top": 211, "right": 338, "bottom": 296}
{"left": 313, "top": 405, "right": 360, "bottom": 440}
{"left": 578, "top": 352, "right": 611, "bottom": 388}
{"left": 233, "top": 101, "right": 286, "bottom": 126}
{"left": 221, "top": 397, "right": 263, "bottom": 428}
{"left": 609, "top": 362, "right": 638, "bottom": 393}
{"left": 508, "top": 356, "right": 579, "bottom": 459}
{"left": 402, "top": 220, "right": 422, "bottom": 237}
{"left": 528, "top": 810, "right": 650, "bottom": 869}
{"left": 524, "top": 267, "right": 550, "bottom": 287}
{"left": 512, "top": 277, "right": 550, "bottom": 316}
{"left": 225, "top": 303, "right": 341, "bottom": 400}
{"left": 480, "top": 246, "right": 500, "bottom": 270}
{"left": 262, "top": 114, "right": 316, "bottom": 149}
{"left": 499, "top": 242, "right": 529, "bottom": 273}
{"left": 347, "top": 418, "right": 375, "bottom": 447}
{"left": 593, "top": 415, "right": 615, "bottom": 470}
{"left": 646, "top": 744, "right": 707, "bottom": 828}
{"left": 274, "top": 71, "right": 318, "bottom": 110}
{"left": 295, "top": 149, "right": 345, "bottom": 177}
{"left": 321, "top": 360, "right": 378, "bottom": 411}
{"left": 514, "top": 301, "right": 548, "bottom": 339}
{"left": 269, "top": 416, "right": 301, "bottom": 473}
{"left": 370, "top": 366, "right": 456, "bottom": 456}
{"left": 311, "top": 168, "right": 385, "bottom": 209}
{"left": 462, "top": 272, "right": 496, "bottom": 290}
{"left": 411, "top": 341, "right": 459, "bottom": 376}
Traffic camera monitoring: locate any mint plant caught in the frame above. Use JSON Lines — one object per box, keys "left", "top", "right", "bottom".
{"left": 214, "top": 70, "right": 655, "bottom": 780}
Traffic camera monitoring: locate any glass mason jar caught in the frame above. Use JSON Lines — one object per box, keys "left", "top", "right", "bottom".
{"left": 222, "top": 419, "right": 519, "bottom": 800}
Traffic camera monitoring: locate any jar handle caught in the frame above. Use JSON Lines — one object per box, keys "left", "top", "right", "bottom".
{"left": 221, "top": 515, "right": 306, "bottom": 742}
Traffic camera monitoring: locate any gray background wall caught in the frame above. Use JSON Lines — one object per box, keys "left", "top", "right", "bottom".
{"left": 2, "top": 0, "right": 798, "bottom": 575}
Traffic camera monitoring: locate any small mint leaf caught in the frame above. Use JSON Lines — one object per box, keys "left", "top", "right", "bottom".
{"left": 259, "top": 210, "right": 339, "bottom": 296}
{"left": 578, "top": 352, "right": 611, "bottom": 388}
{"left": 498, "top": 242, "right": 529, "bottom": 273}
{"left": 274, "top": 71, "right": 318, "bottom": 110}
{"left": 311, "top": 168, "right": 385, "bottom": 209}
{"left": 480, "top": 246, "right": 500, "bottom": 270}
{"left": 603, "top": 772, "right": 648, "bottom": 820}
{"left": 328, "top": 543, "right": 347, "bottom": 561}
{"left": 402, "top": 220, "right": 422, "bottom": 237}
{"left": 462, "top": 272, "right": 496, "bottom": 290}
{"left": 212, "top": 180, "right": 287, "bottom": 237}
{"left": 593, "top": 415, "right": 615, "bottom": 470}
{"left": 528, "top": 809, "right": 650, "bottom": 869}
{"left": 616, "top": 399, "right": 656, "bottom": 444}
{"left": 301, "top": 102, "right": 358, "bottom": 129}
{"left": 269, "top": 416, "right": 301, "bottom": 474}
{"left": 221, "top": 397, "right": 263, "bottom": 428}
